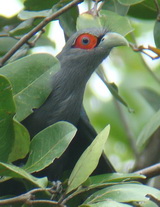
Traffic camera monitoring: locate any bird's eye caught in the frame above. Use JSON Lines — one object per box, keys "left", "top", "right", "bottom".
{"left": 73, "top": 33, "right": 98, "bottom": 50}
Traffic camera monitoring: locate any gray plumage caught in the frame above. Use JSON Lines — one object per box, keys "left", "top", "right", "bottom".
{"left": 22, "top": 28, "right": 127, "bottom": 179}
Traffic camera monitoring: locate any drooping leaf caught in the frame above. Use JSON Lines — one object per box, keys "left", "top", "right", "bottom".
{"left": 0, "top": 75, "right": 15, "bottom": 162}
{"left": 0, "top": 162, "right": 47, "bottom": 188}
{"left": 8, "top": 120, "right": 30, "bottom": 162}
{"left": 96, "top": 69, "right": 132, "bottom": 112}
{"left": 137, "top": 109, "right": 160, "bottom": 149}
{"left": 23, "top": 122, "right": 77, "bottom": 173}
{"left": 67, "top": 125, "right": 110, "bottom": 193}
{"left": 0, "top": 53, "right": 60, "bottom": 121}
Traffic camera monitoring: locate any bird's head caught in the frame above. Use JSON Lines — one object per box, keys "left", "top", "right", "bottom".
{"left": 57, "top": 28, "right": 128, "bottom": 82}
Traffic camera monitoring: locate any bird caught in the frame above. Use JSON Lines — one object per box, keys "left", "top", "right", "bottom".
{"left": 21, "top": 28, "right": 128, "bottom": 180}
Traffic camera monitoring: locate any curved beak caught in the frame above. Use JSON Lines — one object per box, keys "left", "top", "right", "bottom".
{"left": 99, "top": 32, "right": 128, "bottom": 49}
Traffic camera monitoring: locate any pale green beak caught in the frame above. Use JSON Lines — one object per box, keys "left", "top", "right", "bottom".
{"left": 100, "top": 32, "right": 128, "bottom": 49}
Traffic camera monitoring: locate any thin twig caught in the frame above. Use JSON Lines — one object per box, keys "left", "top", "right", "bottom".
{"left": 0, "top": 188, "right": 52, "bottom": 206}
{"left": 154, "top": 0, "right": 160, "bottom": 14}
{"left": 135, "top": 163, "right": 160, "bottom": 179}
{"left": 0, "top": 0, "right": 83, "bottom": 67}
{"left": 129, "top": 33, "right": 160, "bottom": 84}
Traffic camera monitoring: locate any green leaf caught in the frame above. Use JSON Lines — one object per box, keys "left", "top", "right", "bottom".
{"left": 128, "top": 2, "right": 157, "bottom": 19}
{"left": 102, "top": 0, "right": 129, "bottom": 16}
{"left": 18, "top": 10, "right": 51, "bottom": 20}
{"left": 138, "top": 87, "right": 160, "bottom": 111}
{"left": 80, "top": 200, "right": 132, "bottom": 207}
{"left": 59, "top": 6, "right": 78, "bottom": 37}
{"left": 84, "top": 173, "right": 145, "bottom": 189}
{"left": 0, "top": 162, "right": 47, "bottom": 188}
{"left": 137, "top": 109, "right": 160, "bottom": 148}
{"left": 23, "top": 122, "right": 77, "bottom": 173}
{"left": 84, "top": 183, "right": 160, "bottom": 205}
{"left": 9, "top": 19, "right": 35, "bottom": 36}
{"left": 67, "top": 125, "right": 110, "bottom": 194}
{"left": 97, "top": 69, "right": 132, "bottom": 112}
{"left": 76, "top": 13, "right": 102, "bottom": 30}
{"left": 118, "top": 0, "right": 144, "bottom": 6}
{"left": 142, "top": 0, "right": 160, "bottom": 12}
{"left": 24, "top": 0, "right": 59, "bottom": 11}
{"left": 0, "top": 53, "right": 60, "bottom": 121}
{"left": 154, "top": 20, "right": 160, "bottom": 48}
{"left": 0, "top": 75, "right": 15, "bottom": 162}
{"left": 100, "top": 10, "right": 133, "bottom": 36}
{"left": 8, "top": 120, "right": 30, "bottom": 162}
{"left": 0, "top": 37, "right": 18, "bottom": 56}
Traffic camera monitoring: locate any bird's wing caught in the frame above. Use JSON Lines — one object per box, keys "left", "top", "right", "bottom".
{"left": 77, "top": 106, "right": 116, "bottom": 174}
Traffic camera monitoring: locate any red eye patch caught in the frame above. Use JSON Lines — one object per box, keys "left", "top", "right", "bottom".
{"left": 73, "top": 33, "right": 98, "bottom": 50}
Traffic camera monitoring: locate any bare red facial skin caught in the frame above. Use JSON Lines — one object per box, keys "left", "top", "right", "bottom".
{"left": 73, "top": 33, "right": 98, "bottom": 50}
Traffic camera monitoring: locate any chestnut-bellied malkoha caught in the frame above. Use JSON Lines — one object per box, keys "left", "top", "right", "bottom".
{"left": 22, "top": 28, "right": 128, "bottom": 180}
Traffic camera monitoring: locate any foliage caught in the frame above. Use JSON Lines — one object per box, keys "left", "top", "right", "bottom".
{"left": 0, "top": 0, "right": 160, "bottom": 206}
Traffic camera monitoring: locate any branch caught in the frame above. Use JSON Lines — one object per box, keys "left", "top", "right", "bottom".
{"left": 130, "top": 43, "right": 160, "bottom": 60}
{"left": 0, "top": 0, "right": 83, "bottom": 67}
{"left": 0, "top": 187, "right": 66, "bottom": 206}
{"left": 129, "top": 42, "right": 160, "bottom": 84}
{"left": 154, "top": 0, "right": 160, "bottom": 14}
{"left": 135, "top": 163, "right": 160, "bottom": 179}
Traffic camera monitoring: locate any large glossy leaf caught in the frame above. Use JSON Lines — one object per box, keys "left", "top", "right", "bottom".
{"left": 137, "top": 109, "right": 160, "bottom": 149}
{"left": 0, "top": 162, "right": 47, "bottom": 188}
{"left": 0, "top": 53, "right": 60, "bottom": 121}
{"left": 84, "top": 183, "right": 160, "bottom": 205}
{"left": 23, "top": 122, "right": 77, "bottom": 173}
{"left": 0, "top": 75, "right": 15, "bottom": 162}
{"left": 67, "top": 125, "right": 110, "bottom": 193}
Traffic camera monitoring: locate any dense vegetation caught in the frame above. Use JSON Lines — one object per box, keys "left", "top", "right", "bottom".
{"left": 0, "top": 0, "right": 160, "bottom": 206}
